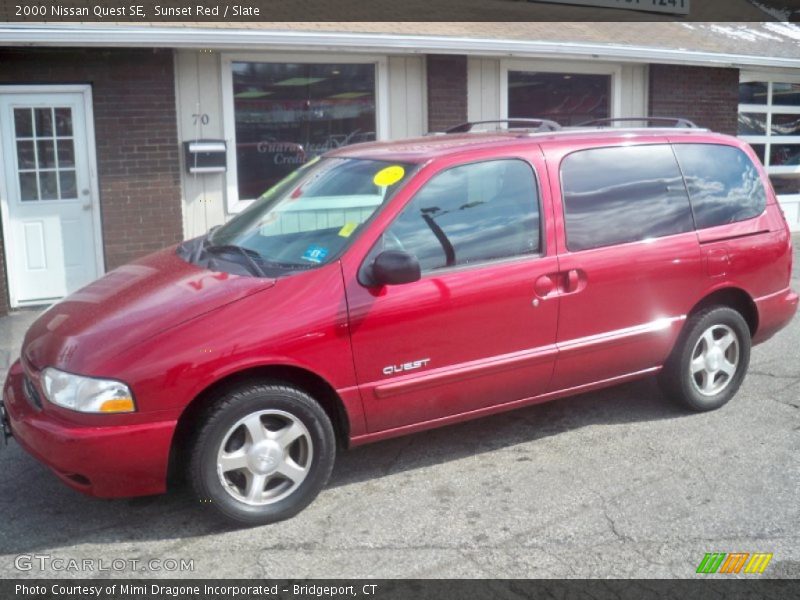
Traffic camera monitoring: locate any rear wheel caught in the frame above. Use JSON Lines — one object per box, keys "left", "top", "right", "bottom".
{"left": 189, "top": 382, "right": 336, "bottom": 525}
{"left": 659, "top": 306, "right": 751, "bottom": 412}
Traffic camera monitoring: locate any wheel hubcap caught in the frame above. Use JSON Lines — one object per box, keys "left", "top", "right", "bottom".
{"left": 216, "top": 409, "right": 313, "bottom": 506}
{"left": 689, "top": 324, "right": 740, "bottom": 397}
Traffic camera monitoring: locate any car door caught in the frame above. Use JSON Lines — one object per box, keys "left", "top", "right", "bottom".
{"left": 546, "top": 140, "right": 706, "bottom": 391}
{"left": 342, "top": 151, "right": 561, "bottom": 433}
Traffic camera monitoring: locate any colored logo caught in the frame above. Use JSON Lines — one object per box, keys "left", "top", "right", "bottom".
{"left": 696, "top": 553, "right": 773, "bottom": 574}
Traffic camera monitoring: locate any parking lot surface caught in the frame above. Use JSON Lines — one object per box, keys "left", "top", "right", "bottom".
{"left": 1, "top": 239, "right": 798, "bottom": 579}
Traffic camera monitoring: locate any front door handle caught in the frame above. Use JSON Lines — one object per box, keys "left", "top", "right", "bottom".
{"left": 534, "top": 274, "right": 557, "bottom": 298}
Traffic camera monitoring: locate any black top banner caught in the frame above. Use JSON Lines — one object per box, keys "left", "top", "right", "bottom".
{"left": 0, "top": 0, "right": 799, "bottom": 22}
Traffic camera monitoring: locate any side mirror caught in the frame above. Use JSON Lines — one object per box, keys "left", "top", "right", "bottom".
{"left": 370, "top": 250, "right": 421, "bottom": 286}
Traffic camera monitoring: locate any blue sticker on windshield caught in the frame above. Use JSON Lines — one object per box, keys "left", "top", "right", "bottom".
{"left": 301, "top": 245, "right": 329, "bottom": 264}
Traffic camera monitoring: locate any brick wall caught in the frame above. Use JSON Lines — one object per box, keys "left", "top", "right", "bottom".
{"left": 649, "top": 64, "right": 740, "bottom": 135}
{"left": 426, "top": 55, "right": 468, "bottom": 133}
{"left": 0, "top": 48, "right": 182, "bottom": 315}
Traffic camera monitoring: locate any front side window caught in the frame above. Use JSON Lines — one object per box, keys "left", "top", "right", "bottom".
{"left": 561, "top": 145, "right": 694, "bottom": 252}
{"left": 232, "top": 61, "right": 377, "bottom": 201}
{"left": 673, "top": 144, "right": 767, "bottom": 229}
{"left": 207, "top": 158, "right": 413, "bottom": 273}
{"left": 375, "top": 159, "right": 541, "bottom": 273}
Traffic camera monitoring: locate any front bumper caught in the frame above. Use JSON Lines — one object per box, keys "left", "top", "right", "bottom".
{"left": 2, "top": 360, "right": 176, "bottom": 498}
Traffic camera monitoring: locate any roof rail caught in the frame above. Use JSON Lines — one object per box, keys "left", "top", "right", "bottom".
{"left": 577, "top": 117, "right": 700, "bottom": 129}
{"left": 445, "top": 118, "right": 562, "bottom": 134}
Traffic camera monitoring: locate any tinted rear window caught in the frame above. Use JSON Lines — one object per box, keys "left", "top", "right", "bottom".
{"left": 672, "top": 144, "right": 767, "bottom": 230}
{"left": 561, "top": 144, "right": 694, "bottom": 252}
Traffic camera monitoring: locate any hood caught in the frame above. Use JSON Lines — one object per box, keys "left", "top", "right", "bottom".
{"left": 23, "top": 247, "right": 276, "bottom": 374}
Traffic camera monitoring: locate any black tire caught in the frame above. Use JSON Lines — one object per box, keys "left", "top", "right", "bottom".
{"left": 659, "top": 306, "right": 751, "bottom": 412}
{"left": 189, "top": 382, "right": 336, "bottom": 526}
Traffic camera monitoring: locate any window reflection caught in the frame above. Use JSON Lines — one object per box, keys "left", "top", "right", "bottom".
{"left": 771, "top": 114, "right": 800, "bottom": 137}
{"left": 673, "top": 144, "right": 766, "bottom": 229}
{"left": 739, "top": 82, "right": 768, "bottom": 105}
{"left": 738, "top": 112, "right": 767, "bottom": 135}
{"left": 382, "top": 160, "right": 540, "bottom": 272}
{"left": 232, "top": 62, "right": 377, "bottom": 200}
{"left": 561, "top": 145, "right": 694, "bottom": 252}
{"left": 508, "top": 71, "right": 610, "bottom": 126}
{"left": 770, "top": 144, "right": 800, "bottom": 167}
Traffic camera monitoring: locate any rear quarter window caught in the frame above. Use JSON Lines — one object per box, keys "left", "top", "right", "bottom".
{"left": 672, "top": 144, "right": 767, "bottom": 230}
{"left": 560, "top": 144, "right": 694, "bottom": 252}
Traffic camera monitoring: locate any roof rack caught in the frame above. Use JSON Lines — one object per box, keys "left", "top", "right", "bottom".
{"left": 445, "top": 118, "right": 562, "bottom": 134}
{"left": 576, "top": 117, "right": 700, "bottom": 129}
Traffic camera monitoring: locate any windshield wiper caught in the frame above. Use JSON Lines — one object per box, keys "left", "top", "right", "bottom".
{"left": 205, "top": 244, "right": 268, "bottom": 278}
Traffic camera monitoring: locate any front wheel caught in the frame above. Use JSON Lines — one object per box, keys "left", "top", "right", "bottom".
{"left": 189, "top": 382, "right": 336, "bottom": 526}
{"left": 659, "top": 306, "right": 751, "bottom": 412}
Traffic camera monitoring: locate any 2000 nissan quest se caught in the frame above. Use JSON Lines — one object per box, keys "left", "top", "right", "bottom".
{"left": 2, "top": 118, "right": 797, "bottom": 525}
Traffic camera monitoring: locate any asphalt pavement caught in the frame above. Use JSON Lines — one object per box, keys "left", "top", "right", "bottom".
{"left": 0, "top": 240, "right": 798, "bottom": 579}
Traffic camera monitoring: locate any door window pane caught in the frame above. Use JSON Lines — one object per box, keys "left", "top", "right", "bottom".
{"left": 771, "top": 114, "right": 800, "bottom": 136}
{"left": 18, "top": 172, "right": 38, "bottom": 201}
{"left": 739, "top": 82, "right": 768, "bottom": 105}
{"left": 16, "top": 141, "right": 35, "bottom": 169}
{"left": 770, "top": 144, "right": 800, "bottom": 167}
{"left": 382, "top": 160, "right": 541, "bottom": 272}
{"left": 772, "top": 82, "right": 800, "bottom": 107}
{"left": 54, "top": 107, "right": 73, "bottom": 136}
{"left": 561, "top": 145, "right": 693, "bottom": 252}
{"left": 39, "top": 172, "right": 58, "bottom": 200}
{"left": 232, "top": 61, "right": 377, "bottom": 201}
{"left": 34, "top": 108, "right": 53, "bottom": 137}
{"left": 59, "top": 170, "right": 77, "bottom": 199}
{"left": 508, "top": 71, "right": 610, "bottom": 126}
{"left": 738, "top": 112, "right": 768, "bottom": 135}
{"left": 673, "top": 144, "right": 766, "bottom": 229}
{"left": 36, "top": 140, "right": 56, "bottom": 169}
{"left": 14, "top": 108, "right": 33, "bottom": 137}
{"left": 57, "top": 140, "right": 75, "bottom": 167}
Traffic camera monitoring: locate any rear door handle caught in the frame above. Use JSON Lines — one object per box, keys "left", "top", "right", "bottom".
{"left": 565, "top": 269, "right": 580, "bottom": 293}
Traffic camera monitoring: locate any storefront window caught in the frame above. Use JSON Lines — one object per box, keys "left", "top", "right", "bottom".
{"left": 738, "top": 78, "right": 800, "bottom": 228}
{"left": 508, "top": 71, "right": 610, "bottom": 126}
{"left": 232, "top": 61, "right": 377, "bottom": 200}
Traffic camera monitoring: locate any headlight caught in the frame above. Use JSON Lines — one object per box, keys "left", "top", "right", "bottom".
{"left": 41, "top": 368, "right": 135, "bottom": 414}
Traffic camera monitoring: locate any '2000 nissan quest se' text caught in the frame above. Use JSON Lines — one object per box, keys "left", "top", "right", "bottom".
{"left": 2, "top": 118, "right": 797, "bottom": 525}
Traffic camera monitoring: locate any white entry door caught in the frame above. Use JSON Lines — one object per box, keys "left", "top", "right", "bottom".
{"left": 0, "top": 88, "right": 102, "bottom": 306}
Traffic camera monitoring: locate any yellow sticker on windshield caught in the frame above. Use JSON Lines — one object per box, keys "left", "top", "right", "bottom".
{"left": 373, "top": 165, "right": 405, "bottom": 187}
{"left": 338, "top": 222, "right": 358, "bottom": 238}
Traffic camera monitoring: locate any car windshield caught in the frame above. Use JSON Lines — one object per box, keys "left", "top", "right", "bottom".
{"left": 208, "top": 157, "right": 414, "bottom": 271}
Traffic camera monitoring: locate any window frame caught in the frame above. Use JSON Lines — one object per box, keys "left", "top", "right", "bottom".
{"left": 558, "top": 143, "right": 696, "bottom": 253}
{"left": 499, "top": 59, "right": 622, "bottom": 124}
{"left": 221, "top": 52, "right": 390, "bottom": 214}
{"left": 359, "top": 156, "right": 547, "bottom": 284}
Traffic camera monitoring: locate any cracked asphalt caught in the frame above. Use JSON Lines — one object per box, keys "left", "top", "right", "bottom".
{"left": 0, "top": 239, "right": 798, "bottom": 579}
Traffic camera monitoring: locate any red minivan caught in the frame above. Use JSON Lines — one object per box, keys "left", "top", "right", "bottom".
{"left": 2, "top": 118, "right": 797, "bottom": 525}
